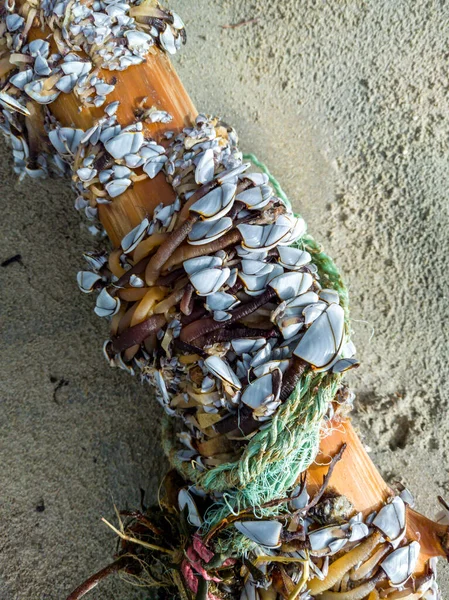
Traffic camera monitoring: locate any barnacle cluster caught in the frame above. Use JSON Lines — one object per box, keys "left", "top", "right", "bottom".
{"left": 1, "top": 3, "right": 446, "bottom": 600}
{"left": 76, "top": 114, "right": 358, "bottom": 471}
{"left": 0, "top": 0, "right": 185, "bottom": 179}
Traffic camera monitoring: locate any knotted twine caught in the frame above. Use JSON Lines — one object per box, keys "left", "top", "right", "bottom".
{"left": 162, "top": 155, "right": 350, "bottom": 548}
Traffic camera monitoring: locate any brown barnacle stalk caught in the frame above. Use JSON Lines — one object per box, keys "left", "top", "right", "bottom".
{"left": 279, "top": 355, "right": 308, "bottom": 401}
{"left": 194, "top": 326, "right": 279, "bottom": 348}
{"left": 180, "top": 288, "right": 277, "bottom": 343}
{"left": 4, "top": 3, "right": 448, "bottom": 598}
{"left": 162, "top": 227, "right": 242, "bottom": 272}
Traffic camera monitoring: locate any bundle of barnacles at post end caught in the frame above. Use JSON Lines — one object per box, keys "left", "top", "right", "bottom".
{"left": 1, "top": 2, "right": 449, "bottom": 600}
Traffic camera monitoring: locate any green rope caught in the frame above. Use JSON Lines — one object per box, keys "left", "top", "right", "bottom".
{"left": 162, "top": 155, "right": 351, "bottom": 553}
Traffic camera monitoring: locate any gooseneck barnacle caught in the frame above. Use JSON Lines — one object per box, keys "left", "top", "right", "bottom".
{"left": 1, "top": 2, "right": 447, "bottom": 599}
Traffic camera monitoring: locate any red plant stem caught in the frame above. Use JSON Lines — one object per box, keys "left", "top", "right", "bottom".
{"left": 66, "top": 557, "right": 133, "bottom": 600}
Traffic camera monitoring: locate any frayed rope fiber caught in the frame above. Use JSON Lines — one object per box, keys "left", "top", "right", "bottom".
{"left": 162, "top": 155, "right": 350, "bottom": 540}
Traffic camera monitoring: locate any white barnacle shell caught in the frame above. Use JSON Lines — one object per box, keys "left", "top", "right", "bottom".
{"left": 241, "top": 371, "right": 281, "bottom": 410}
{"left": 372, "top": 496, "right": 406, "bottom": 547}
{"left": 105, "top": 101, "right": 119, "bottom": 116}
{"left": 0, "top": 92, "right": 30, "bottom": 116}
{"left": 83, "top": 252, "right": 107, "bottom": 272}
{"left": 237, "top": 218, "right": 291, "bottom": 252}
{"left": 95, "top": 82, "right": 115, "bottom": 96}
{"left": 121, "top": 218, "right": 149, "bottom": 254}
{"left": 190, "top": 182, "right": 236, "bottom": 221}
{"left": 253, "top": 359, "right": 289, "bottom": 378}
{"left": 236, "top": 246, "right": 268, "bottom": 260}
{"left": 231, "top": 338, "right": 266, "bottom": 356}
{"left": 56, "top": 74, "right": 78, "bottom": 94}
{"left": 171, "top": 11, "right": 185, "bottom": 30}
{"left": 239, "top": 265, "right": 284, "bottom": 297}
{"left": 293, "top": 303, "right": 345, "bottom": 371}
{"left": 319, "top": 288, "right": 340, "bottom": 305}
{"left": 34, "top": 55, "right": 51, "bottom": 77}
{"left": 241, "top": 260, "right": 274, "bottom": 276}
{"left": 146, "top": 109, "right": 173, "bottom": 124}
{"left": 100, "top": 125, "right": 121, "bottom": 144}
{"left": 381, "top": 541, "right": 420, "bottom": 587}
{"left": 206, "top": 292, "right": 239, "bottom": 312}
{"left": 124, "top": 29, "right": 153, "bottom": 50}
{"left": 183, "top": 255, "right": 222, "bottom": 276}
{"left": 105, "top": 131, "right": 144, "bottom": 159}
{"left": 234, "top": 520, "right": 282, "bottom": 549}
{"left": 332, "top": 357, "right": 359, "bottom": 373}
{"left": 290, "top": 484, "right": 310, "bottom": 511}
{"left": 61, "top": 56, "right": 92, "bottom": 77}
{"left": 308, "top": 524, "right": 349, "bottom": 554}
{"left": 77, "top": 271, "right": 102, "bottom": 293}
{"left": 303, "top": 301, "right": 327, "bottom": 326}
{"left": 273, "top": 300, "right": 305, "bottom": 340}
{"left": 269, "top": 272, "right": 313, "bottom": 301}
{"left": 241, "top": 172, "right": 269, "bottom": 187}
{"left": 113, "top": 165, "right": 132, "bottom": 179}
{"left": 28, "top": 39, "right": 50, "bottom": 58}
{"left": 6, "top": 14, "right": 25, "bottom": 32}
{"left": 154, "top": 203, "right": 174, "bottom": 225}
{"left": 213, "top": 310, "right": 231, "bottom": 322}
{"left": 279, "top": 215, "right": 307, "bottom": 245}
{"left": 129, "top": 275, "right": 144, "bottom": 288}
{"left": 77, "top": 167, "right": 97, "bottom": 182}
{"left": 85, "top": 205, "right": 98, "bottom": 221}
{"left": 225, "top": 267, "right": 238, "bottom": 288}
{"left": 178, "top": 489, "right": 202, "bottom": 528}
{"left": 238, "top": 273, "right": 271, "bottom": 297}
{"left": 142, "top": 155, "right": 167, "bottom": 178}
{"left": 105, "top": 178, "right": 132, "bottom": 198}
{"left": 204, "top": 356, "right": 241, "bottom": 389}
{"left": 399, "top": 488, "right": 415, "bottom": 508}
{"left": 216, "top": 162, "right": 250, "bottom": 184}
{"left": 94, "top": 288, "right": 120, "bottom": 318}
{"left": 250, "top": 343, "right": 272, "bottom": 369}
{"left": 9, "top": 69, "right": 33, "bottom": 91}
{"left": 125, "top": 154, "right": 144, "bottom": 168}
{"left": 159, "top": 24, "right": 177, "bottom": 55}
{"left": 348, "top": 516, "right": 369, "bottom": 542}
{"left": 285, "top": 291, "right": 320, "bottom": 310}
{"left": 188, "top": 217, "right": 233, "bottom": 246}
{"left": 24, "top": 79, "right": 60, "bottom": 104}
{"left": 49, "top": 127, "right": 84, "bottom": 155}
{"left": 99, "top": 170, "right": 113, "bottom": 184}
{"left": 140, "top": 143, "right": 165, "bottom": 160}
{"left": 277, "top": 247, "right": 311, "bottom": 270}
{"left": 190, "top": 267, "right": 230, "bottom": 296}
{"left": 195, "top": 148, "right": 215, "bottom": 184}
{"left": 236, "top": 184, "right": 272, "bottom": 210}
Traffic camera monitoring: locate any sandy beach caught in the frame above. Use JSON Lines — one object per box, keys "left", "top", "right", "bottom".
{"left": 0, "top": 1, "right": 448, "bottom": 597}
